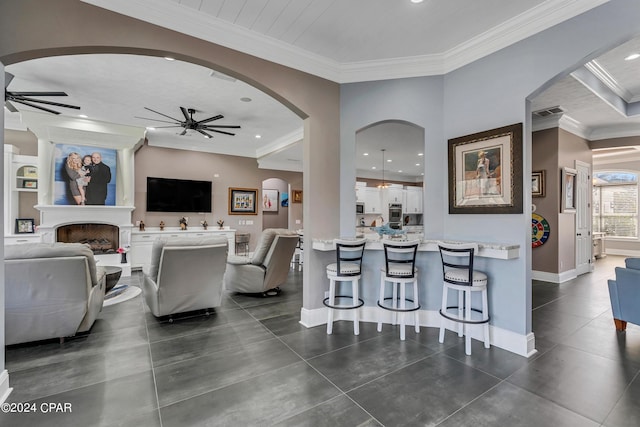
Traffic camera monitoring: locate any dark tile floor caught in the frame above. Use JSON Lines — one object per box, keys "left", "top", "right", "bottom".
{"left": 2, "top": 256, "right": 640, "bottom": 426}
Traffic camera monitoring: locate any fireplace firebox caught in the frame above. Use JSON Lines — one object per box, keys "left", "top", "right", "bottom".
{"left": 56, "top": 223, "right": 120, "bottom": 254}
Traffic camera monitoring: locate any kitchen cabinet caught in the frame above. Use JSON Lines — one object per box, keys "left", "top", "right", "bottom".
{"left": 364, "top": 187, "right": 382, "bottom": 214}
{"left": 404, "top": 186, "right": 423, "bottom": 213}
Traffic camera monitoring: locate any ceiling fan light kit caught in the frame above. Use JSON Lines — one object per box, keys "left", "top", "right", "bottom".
{"left": 139, "top": 106, "right": 241, "bottom": 139}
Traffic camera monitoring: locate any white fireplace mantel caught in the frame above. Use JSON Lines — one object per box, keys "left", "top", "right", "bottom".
{"left": 36, "top": 204, "right": 135, "bottom": 247}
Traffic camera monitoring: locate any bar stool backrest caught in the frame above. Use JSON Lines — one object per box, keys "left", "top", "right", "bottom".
{"left": 334, "top": 238, "right": 367, "bottom": 277}
{"left": 437, "top": 242, "right": 478, "bottom": 286}
{"left": 383, "top": 239, "right": 420, "bottom": 279}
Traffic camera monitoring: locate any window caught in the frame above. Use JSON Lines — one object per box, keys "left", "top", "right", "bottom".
{"left": 593, "top": 171, "right": 638, "bottom": 238}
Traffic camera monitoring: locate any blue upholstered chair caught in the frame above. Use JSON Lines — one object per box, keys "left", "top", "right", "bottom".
{"left": 608, "top": 258, "right": 640, "bottom": 331}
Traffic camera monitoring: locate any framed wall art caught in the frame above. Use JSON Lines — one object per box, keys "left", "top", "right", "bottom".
{"left": 561, "top": 167, "right": 577, "bottom": 213}
{"left": 228, "top": 187, "right": 258, "bottom": 215}
{"left": 292, "top": 189, "right": 303, "bottom": 203}
{"left": 15, "top": 218, "right": 35, "bottom": 234}
{"left": 448, "top": 123, "right": 523, "bottom": 214}
{"left": 532, "top": 170, "right": 545, "bottom": 197}
{"left": 262, "top": 189, "right": 279, "bottom": 212}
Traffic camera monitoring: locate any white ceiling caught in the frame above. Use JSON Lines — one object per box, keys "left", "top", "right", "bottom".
{"left": 4, "top": 0, "right": 640, "bottom": 175}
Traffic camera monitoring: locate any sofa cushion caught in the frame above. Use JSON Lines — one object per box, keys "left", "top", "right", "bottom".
{"left": 148, "top": 236, "right": 228, "bottom": 282}
{"left": 5, "top": 242, "right": 100, "bottom": 286}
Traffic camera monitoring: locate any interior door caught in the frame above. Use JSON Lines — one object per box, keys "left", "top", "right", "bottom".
{"left": 575, "top": 160, "right": 591, "bottom": 275}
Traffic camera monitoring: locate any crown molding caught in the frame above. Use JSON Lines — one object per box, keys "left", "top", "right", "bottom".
{"left": 255, "top": 128, "right": 303, "bottom": 159}
{"left": 82, "top": 0, "right": 610, "bottom": 84}
{"left": 532, "top": 113, "right": 589, "bottom": 140}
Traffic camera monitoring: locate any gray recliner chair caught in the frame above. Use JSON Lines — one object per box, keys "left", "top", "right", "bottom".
{"left": 142, "top": 235, "right": 228, "bottom": 318}
{"left": 224, "top": 228, "right": 300, "bottom": 295}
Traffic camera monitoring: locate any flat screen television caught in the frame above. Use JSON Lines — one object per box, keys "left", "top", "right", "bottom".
{"left": 146, "top": 177, "right": 212, "bottom": 213}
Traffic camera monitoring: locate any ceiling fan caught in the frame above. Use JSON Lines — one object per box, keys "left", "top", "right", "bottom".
{"left": 138, "top": 106, "right": 241, "bottom": 138}
{"left": 4, "top": 72, "right": 81, "bottom": 115}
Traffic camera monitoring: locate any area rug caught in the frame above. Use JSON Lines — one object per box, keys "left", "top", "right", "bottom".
{"left": 103, "top": 285, "right": 142, "bottom": 307}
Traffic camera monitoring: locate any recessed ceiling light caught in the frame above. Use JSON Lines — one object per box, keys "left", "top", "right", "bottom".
{"left": 372, "top": 166, "right": 377, "bottom": 170}
{"left": 387, "top": 159, "right": 392, "bottom": 162}
{"left": 411, "top": 0, "right": 424, "bottom": 3}
{"left": 78, "top": 114, "right": 88, "bottom": 118}
{"left": 416, "top": 163, "right": 421, "bottom": 166}
{"left": 625, "top": 53, "right": 640, "bottom": 61}
{"left": 363, "top": 152, "right": 369, "bottom": 156}
{"left": 255, "top": 134, "right": 261, "bottom": 139}
{"left": 164, "top": 56, "right": 175, "bottom": 61}
{"left": 418, "top": 153, "right": 424, "bottom": 156}
{"left": 240, "top": 97, "right": 252, "bottom": 102}
{"left": 398, "top": 170, "right": 403, "bottom": 173}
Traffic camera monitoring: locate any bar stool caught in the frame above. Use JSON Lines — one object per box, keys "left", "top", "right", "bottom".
{"left": 235, "top": 232, "right": 250, "bottom": 256}
{"left": 324, "top": 238, "right": 366, "bottom": 335}
{"left": 291, "top": 233, "right": 303, "bottom": 271}
{"left": 437, "top": 242, "right": 490, "bottom": 355}
{"left": 377, "top": 239, "right": 420, "bottom": 340}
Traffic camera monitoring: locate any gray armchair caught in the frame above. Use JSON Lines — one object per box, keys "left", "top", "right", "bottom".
{"left": 142, "top": 236, "right": 228, "bottom": 318}
{"left": 608, "top": 257, "right": 640, "bottom": 331}
{"left": 224, "top": 228, "right": 299, "bottom": 295}
{"left": 4, "top": 243, "right": 106, "bottom": 345}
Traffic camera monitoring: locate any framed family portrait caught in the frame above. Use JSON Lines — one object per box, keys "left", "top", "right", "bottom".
{"left": 448, "top": 123, "right": 523, "bottom": 214}
{"left": 262, "top": 189, "right": 279, "bottom": 212}
{"left": 15, "top": 218, "right": 35, "bottom": 234}
{"left": 532, "top": 170, "right": 545, "bottom": 197}
{"left": 561, "top": 167, "right": 577, "bottom": 213}
{"left": 229, "top": 187, "right": 258, "bottom": 215}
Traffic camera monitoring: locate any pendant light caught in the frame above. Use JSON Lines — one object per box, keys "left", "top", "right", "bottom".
{"left": 378, "top": 149, "right": 389, "bottom": 189}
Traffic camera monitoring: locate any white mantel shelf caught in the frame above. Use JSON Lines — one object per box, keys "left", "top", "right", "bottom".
{"left": 312, "top": 238, "right": 520, "bottom": 260}
{"left": 131, "top": 227, "right": 235, "bottom": 234}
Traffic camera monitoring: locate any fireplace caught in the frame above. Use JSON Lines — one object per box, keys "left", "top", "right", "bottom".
{"left": 57, "top": 223, "right": 120, "bottom": 254}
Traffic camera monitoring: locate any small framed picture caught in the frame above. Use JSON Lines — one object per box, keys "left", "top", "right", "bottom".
{"left": 15, "top": 218, "right": 35, "bottom": 234}
{"left": 561, "top": 167, "right": 577, "bottom": 213}
{"left": 23, "top": 166, "right": 37, "bottom": 178}
{"left": 292, "top": 189, "right": 303, "bottom": 203}
{"left": 22, "top": 179, "right": 38, "bottom": 189}
{"left": 532, "top": 170, "right": 545, "bottom": 197}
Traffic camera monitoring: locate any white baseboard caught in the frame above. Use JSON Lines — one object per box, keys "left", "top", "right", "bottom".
{"left": 603, "top": 248, "right": 640, "bottom": 257}
{"left": 0, "top": 370, "right": 12, "bottom": 404}
{"left": 300, "top": 306, "right": 535, "bottom": 357}
{"left": 532, "top": 269, "right": 577, "bottom": 283}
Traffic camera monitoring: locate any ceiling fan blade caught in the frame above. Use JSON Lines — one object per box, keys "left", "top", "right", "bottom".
{"left": 11, "top": 98, "right": 61, "bottom": 115}
{"left": 144, "top": 107, "right": 182, "bottom": 122}
{"left": 11, "top": 95, "right": 80, "bottom": 110}
{"left": 197, "top": 129, "right": 214, "bottom": 138}
{"left": 4, "top": 72, "right": 14, "bottom": 88}
{"left": 150, "top": 125, "right": 184, "bottom": 129}
{"left": 134, "top": 116, "right": 179, "bottom": 124}
{"left": 5, "top": 100, "right": 18, "bottom": 113}
{"left": 196, "top": 114, "right": 223, "bottom": 124}
{"left": 179, "top": 129, "right": 188, "bottom": 136}
{"left": 180, "top": 107, "right": 191, "bottom": 121}
{"left": 210, "top": 129, "right": 236, "bottom": 136}
{"left": 202, "top": 125, "right": 241, "bottom": 129}
{"left": 8, "top": 91, "right": 68, "bottom": 97}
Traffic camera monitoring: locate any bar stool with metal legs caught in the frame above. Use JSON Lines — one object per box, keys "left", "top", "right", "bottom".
{"left": 377, "top": 239, "right": 421, "bottom": 340}
{"left": 437, "top": 242, "right": 490, "bottom": 355}
{"left": 324, "top": 238, "right": 367, "bottom": 335}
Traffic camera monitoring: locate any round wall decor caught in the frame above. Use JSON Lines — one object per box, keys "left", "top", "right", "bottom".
{"left": 532, "top": 213, "right": 550, "bottom": 248}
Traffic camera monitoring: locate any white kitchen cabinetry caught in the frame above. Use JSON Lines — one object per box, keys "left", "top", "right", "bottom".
{"left": 383, "top": 187, "right": 404, "bottom": 206}
{"left": 404, "top": 186, "right": 423, "bottom": 214}
{"left": 364, "top": 187, "right": 382, "bottom": 214}
{"left": 131, "top": 228, "right": 236, "bottom": 273}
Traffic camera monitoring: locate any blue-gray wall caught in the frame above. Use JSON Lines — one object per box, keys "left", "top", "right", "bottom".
{"left": 340, "top": 0, "right": 640, "bottom": 336}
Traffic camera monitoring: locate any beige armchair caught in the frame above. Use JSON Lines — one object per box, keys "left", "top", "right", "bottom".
{"left": 224, "top": 228, "right": 299, "bottom": 295}
{"left": 142, "top": 236, "right": 228, "bottom": 318}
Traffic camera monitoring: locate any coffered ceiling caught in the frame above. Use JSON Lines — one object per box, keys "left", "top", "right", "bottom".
{"left": 4, "top": 0, "right": 639, "bottom": 175}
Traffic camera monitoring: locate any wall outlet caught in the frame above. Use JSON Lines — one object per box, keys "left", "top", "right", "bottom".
{"left": 247, "top": 220, "right": 253, "bottom": 225}
{"left": 295, "top": 219, "right": 301, "bottom": 224}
